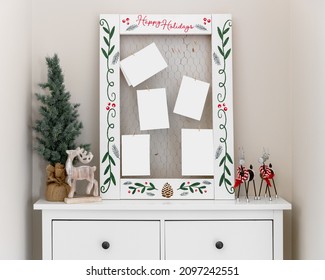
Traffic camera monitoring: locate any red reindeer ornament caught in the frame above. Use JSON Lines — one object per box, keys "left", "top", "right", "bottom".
{"left": 258, "top": 151, "right": 278, "bottom": 200}
{"left": 234, "top": 148, "right": 258, "bottom": 201}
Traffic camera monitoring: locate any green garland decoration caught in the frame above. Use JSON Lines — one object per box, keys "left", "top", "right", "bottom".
{"left": 217, "top": 20, "right": 234, "bottom": 194}
{"left": 100, "top": 19, "right": 118, "bottom": 193}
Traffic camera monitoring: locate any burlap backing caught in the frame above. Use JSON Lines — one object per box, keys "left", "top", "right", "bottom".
{"left": 46, "top": 163, "right": 70, "bottom": 202}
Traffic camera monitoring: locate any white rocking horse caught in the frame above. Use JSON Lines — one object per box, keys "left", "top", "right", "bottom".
{"left": 65, "top": 147, "right": 99, "bottom": 198}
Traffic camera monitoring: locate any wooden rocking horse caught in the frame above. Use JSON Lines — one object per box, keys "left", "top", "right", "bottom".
{"left": 65, "top": 147, "right": 100, "bottom": 203}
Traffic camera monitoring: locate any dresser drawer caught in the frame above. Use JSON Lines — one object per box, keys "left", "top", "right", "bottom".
{"left": 165, "top": 220, "right": 273, "bottom": 260}
{"left": 52, "top": 220, "right": 160, "bottom": 260}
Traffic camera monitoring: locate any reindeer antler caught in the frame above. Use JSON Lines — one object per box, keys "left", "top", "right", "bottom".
{"left": 238, "top": 147, "right": 245, "bottom": 165}
{"left": 258, "top": 148, "right": 270, "bottom": 164}
{"left": 77, "top": 147, "right": 93, "bottom": 164}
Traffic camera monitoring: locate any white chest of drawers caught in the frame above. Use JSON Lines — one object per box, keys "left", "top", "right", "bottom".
{"left": 34, "top": 197, "right": 291, "bottom": 260}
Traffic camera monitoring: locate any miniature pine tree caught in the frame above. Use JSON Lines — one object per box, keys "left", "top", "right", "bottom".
{"left": 33, "top": 54, "right": 90, "bottom": 166}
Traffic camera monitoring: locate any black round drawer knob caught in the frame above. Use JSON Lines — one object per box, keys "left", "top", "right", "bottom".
{"left": 102, "top": 241, "right": 110, "bottom": 249}
{"left": 215, "top": 241, "right": 224, "bottom": 249}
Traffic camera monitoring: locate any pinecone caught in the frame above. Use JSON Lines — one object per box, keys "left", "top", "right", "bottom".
{"left": 162, "top": 183, "right": 174, "bottom": 198}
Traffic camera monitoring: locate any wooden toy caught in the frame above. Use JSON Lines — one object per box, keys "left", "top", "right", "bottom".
{"left": 64, "top": 147, "right": 101, "bottom": 203}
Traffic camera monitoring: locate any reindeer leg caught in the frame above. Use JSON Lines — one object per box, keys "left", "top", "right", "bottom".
{"left": 93, "top": 179, "right": 99, "bottom": 196}
{"left": 237, "top": 184, "right": 241, "bottom": 201}
{"left": 253, "top": 179, "right": 257, "bottom": 200}
{"left": 258, "top": 179, "right": 263, "bottom": 200}
{"left": 68, "top": 180, "right": 76, "bottom": 198}
{"left": 264, "top": 182, "right": 268, "bottom": 197}
{"left": 245, "top": 181, "right": 249, "bottom": 202}
{"left": 272, "top": 179, "right": 278, "bottom": 198}
{"left": 267, "top": 184, "right": 272, "bottom": 201}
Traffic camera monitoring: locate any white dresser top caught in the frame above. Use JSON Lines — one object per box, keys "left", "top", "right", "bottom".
{"left": 34, "top": 197, "right": 291, "bottom": 211}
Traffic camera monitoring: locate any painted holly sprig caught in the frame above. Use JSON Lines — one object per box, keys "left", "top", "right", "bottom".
{"left": 127, "top": 182, "right": 158, "bottom": 195}
{"left": 100, "top": 19, "right": 118, "bottom": 193}
{"left": 177, "top": 181, "right": 209, "bottom": 194}
{"left": 215, "top": 19, "right": 234, "bottom": 195}
{"left": 217, "top": 20, "right": 232, "bottom": 103}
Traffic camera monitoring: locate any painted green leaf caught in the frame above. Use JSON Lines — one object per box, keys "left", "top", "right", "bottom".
{"left": 101, "top": 48, "right": 108, "bottom": 59}
{"left": 109, "top": 26, "right": 115, "bottom": 39}
{"left": 200, "top": 186, "right": 207, "bottom": 189}
{"left": 223, "top": 37, "right": 229, "bottom": 47}
{"left": 180, "top": 186, "right": 188, "bottom": 190}
{"left": 219, "top": 156, "right": 226, "bottom": 167}
{"left": 223, "top": 27, "right": 230, "bottom": 35}
{"left": 149, "top": 182, "right": 156, "bottom": 189}
{"left": 218, "top": 46, "right": 224, "bottom": 57}
{"left": 189, "top": 182, "right": 200, "bottom": 187}
{"left": 108, "top": 45, "right": 115, "bottom": 56}
{"left": 132, "top": 189, "right": 136, "bottom": 194}
{"left": 111, "top": 172, "right": 116, "bottom": 185}
{"left": 217, "top": 27, "right": 223, "bottom": 39}
{"left": 141, "top": 187, "right": 145, "bottom": 193}
{"left": 129, "top": 187, "right": 136, "bottom": 190}
{"left": 102, "top": 152, "right": 109, "bottom": 163}
{"left": 103, "top": 27, "right": 110, "bottom": 34}
{"left": 103, "top": 164, "right": 111, "bottom": 175}
{"left": 189, "top": 187, "right": 194, "bottom": 193}
{"left": 147, "top": 186, "right": 155, "bottom": 191}
{"left": 224, "top": 49, "right": 231, "bottom": 60}
{"left": 180, "top": 182, "right": 186, "bottom": 189}
{"left": 104, "top": 36, "right": 109, "bottom": 47}
{"left": 104, "top": 177, "right": 111, "bottom": 185}
{"left": 199, "top": 188, "right": 203, "bottom": 194}
{"left": 225, "top": 165, "right": 231, "bottom": 176}
{"left": 226, "top": 153, "right": 233, "bottom": 164}
{"left": 225, "top": 178, "right": 232, "bottom": 186}
{"left": 219, "top": 173, "right": 225, "bottom": 187}
{"left": 135, "top": 183, "right": 145, "bottom": 187}
{"left": 109, "top": 155, "right": 116, "bottom": 166}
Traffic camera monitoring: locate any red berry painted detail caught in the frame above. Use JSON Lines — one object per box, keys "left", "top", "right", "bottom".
{"left": 112, "top": 103, "right": 116, "bottom": 107}
{"left": 207, "top": 19, "right": 211, "bottom": 23}
{"left": 106, "top": 106, "right": 110, "bottom": 110}
{"left": 224, "top": 107, "right": 228, "bottom": 111}
{"left": 122, "top": 20, "right": 125, "bottom": 23}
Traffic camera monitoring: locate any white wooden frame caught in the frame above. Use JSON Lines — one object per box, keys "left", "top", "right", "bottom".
{"left": 99, "top": 14, "right": 234, "bottom": 199}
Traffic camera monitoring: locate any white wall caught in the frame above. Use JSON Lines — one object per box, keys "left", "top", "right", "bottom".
{"left": 0, "top": 0, "right": 32, "bottom": 259}
{"left": 31, "top": 0, "right": 292, "bottom": 259}
{"left": 291, "top": 0, "right": 325, "bottom": 259}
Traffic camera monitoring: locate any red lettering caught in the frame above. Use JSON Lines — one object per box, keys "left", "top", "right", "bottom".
{"left": 134, "top": 15, "right": 195, "bottom": 33}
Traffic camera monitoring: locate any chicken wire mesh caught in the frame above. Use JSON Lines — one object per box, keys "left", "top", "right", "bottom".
{"left": 120, "top": 35, "right": 212, "bottom": 178}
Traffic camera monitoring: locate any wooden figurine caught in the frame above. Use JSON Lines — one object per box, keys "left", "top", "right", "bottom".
{"left": 258, "top": 150, "right": 277, "bottom": 201}
{"left": 64, "top": 147, "right": 101, "bottom": 204}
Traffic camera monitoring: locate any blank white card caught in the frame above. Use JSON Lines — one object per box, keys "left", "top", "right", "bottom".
{"left": 122, "top": 135, "right": 150, "bottom": 176}
{"left": 137, "top": 88, "right": 170, "bottom": 131}
{"left": 174, "top": 76, "right": 210, "bottom": 121}
{"left": 120, "top": 43, "right": 168, "bottom": 87}
{"left": 182, "top": 129, "right": 214, "bottom": 176}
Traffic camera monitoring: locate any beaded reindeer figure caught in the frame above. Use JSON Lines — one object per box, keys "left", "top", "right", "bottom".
{"left": 258, "top": 150, "right": 278, "bottom": 200}
{"left": 234, "top": 148, "right": 249, "bottom": 201}
{"left": 234, "top": 148, "right": 258, "bottom": 201}
{"left": 65, "top": 147, "right": 99, "bottom": 198}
